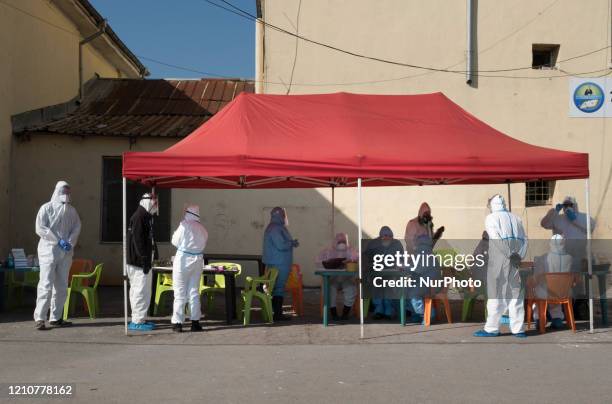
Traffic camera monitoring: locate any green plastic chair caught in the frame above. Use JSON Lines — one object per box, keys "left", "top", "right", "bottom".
{"left": 237, "top": 267, "right": 278, "bottom": 325}
{"left": 200, "top": 262, "right": 242, "bottom": 313}
{"left": 63, "top": 263, "right": 103, "bottom": 320}
{"left": 6, "top": 269, "right": 39, "bottom": 307}
{"left": 461, "top": 291, "right": 487, "bottom": 321}
{"left": 153, "top": 272, "right": 174, "bottom": 315}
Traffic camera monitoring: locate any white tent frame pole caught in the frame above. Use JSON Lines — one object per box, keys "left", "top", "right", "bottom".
{"left": 585, "top": 178, "right": 594, "bottom": 333}
{"left": 331, "top": 186, "right": 335, "bottom": 239}
{"left": 507, "top": 183, "right": 512, "bottom": 212}
{"left": 122, "top": 177, "right": 128, "bottom": 335}
{"left": 358, "top": 178, "right": 364, "bottom": 339}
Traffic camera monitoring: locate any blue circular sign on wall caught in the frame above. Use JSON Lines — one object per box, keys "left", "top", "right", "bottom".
{"left": 573, "top": 82, "right": 605, "bottom": 113}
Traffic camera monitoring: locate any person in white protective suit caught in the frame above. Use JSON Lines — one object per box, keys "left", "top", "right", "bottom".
{"left": 171, "top": 205, "right": 208, "bottom": 333}
{"left": 316, "top": 233, "right": 359, "bottom": 321}
{"left": 474, "top": 194, "right": 529, "bottom": 338}
{"left": 540, "top": 196, "right": 594, "bottom": 272}
{"left": 532, "top": 234, "right": 573, "bottom": 329}
{"left": 34, "top": 181, "right": 81, "bottom": 330}
{"left": 126, "top": 193, "right": 159, "bottom": 332}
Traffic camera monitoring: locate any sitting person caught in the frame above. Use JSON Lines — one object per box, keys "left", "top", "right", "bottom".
{"left": 406, "top": 234, "right": 441, "bottom": 323}
{"left": 365, "top": 226, "right": 404, "bottom": 320}
{"left": 316, "top": 233, "right": 359, "bottom": 321}
{"left": 532, "top": 234, "right": 573, "bottom": 329}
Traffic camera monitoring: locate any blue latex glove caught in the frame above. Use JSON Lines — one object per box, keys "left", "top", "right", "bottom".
{"left": 58, "top": 239, "right": 72, "bottom": 251}
{"left": 555, "top": 203, "right": 563, "bottom": 213}
{"left": 565, "top": 208, "right": 577, "bottom": 222}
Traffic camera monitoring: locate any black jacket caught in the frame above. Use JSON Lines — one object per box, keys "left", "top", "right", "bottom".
{"left": 127, "top": 206, "right": 158, "bottom": 273}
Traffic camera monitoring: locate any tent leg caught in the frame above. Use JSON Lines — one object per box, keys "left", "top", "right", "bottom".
{"left": 123, "top": 177, "right": 128, "bottom": 335}
{"left": 357, "top": 178, "right": 364, "bottom": 339}
{"left": 585, "top": 178, "right": 594, "bottom": 333}
{"left": 331, "top": 186, "right": 335, "bottom": 240}
{"left": 507, "top": 183, "right": 512, "bottom": 212}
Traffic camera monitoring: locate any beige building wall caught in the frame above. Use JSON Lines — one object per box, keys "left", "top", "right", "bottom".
{"left": 1, "top": 0, "right": 139, "bottom": 261}
{"left": 248, "top": 0, "right": 612, "bottom": 284}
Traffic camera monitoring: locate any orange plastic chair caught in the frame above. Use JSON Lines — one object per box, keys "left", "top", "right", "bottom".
{"left": 423, "top": 268, "right": 453, "bottom": 327}
{"left": 525, "top": 275, "right": 538, "bottom": 331}
{"left": 69, "top": 259, "right": 93, "bottom": 286}
{"left": 285, "top": 264, "right": 304, "bottom": 316}
{"left": 536, "top": 273, "right": 577, "bottom": 333}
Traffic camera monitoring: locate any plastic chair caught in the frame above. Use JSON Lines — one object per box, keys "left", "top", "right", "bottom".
{"left": 237, "top": 267, "right": 278, "bottom": 325}
{"left": 285, "top": 264, "right": 304, "bottom": 316}
{"left": 69, "top": 259, "right": 93, "bottom": 286}
{"left": 6, "top": 269, "right": 39, "bottom": 307}
{"left": 63, "top": 263, "right": 103, "bottom": 320}
{"left": 153, "top": 272, "right": 174, "bottom": 315}
{"left": 461, "top": 289, "right": 486, "bottom": 321}
{"left": 535, "top": 273, "right": 577, "bottom": 333}
{"left": 200, "top": 262, "right": 242, "bottom": 313}
{"left": 423, "top": 267, "right": 453, "bottom": 327}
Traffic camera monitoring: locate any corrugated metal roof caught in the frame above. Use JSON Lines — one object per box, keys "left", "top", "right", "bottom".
{"left": 14, "top": 78, "right": 254, "bottom": 138}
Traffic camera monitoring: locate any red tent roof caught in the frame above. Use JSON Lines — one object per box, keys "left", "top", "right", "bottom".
{"left": 123, "top": 92, "right": 588, "bottom": 188}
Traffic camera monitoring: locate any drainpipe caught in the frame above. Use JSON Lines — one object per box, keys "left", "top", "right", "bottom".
{"left": 255, "top": 17, "right": 265, "bottom": 94}
{"left": 79, "top": 20, "right": 107, "bottom": 100}
{"left": 466, "top": 0, "right": 474, "bottom": 84}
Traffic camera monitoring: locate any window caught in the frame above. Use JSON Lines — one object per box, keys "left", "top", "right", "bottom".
{"left": 101, "top": 157, "right": 171, "bottom": 242}
{"left": 525, "top": 180, "right": 555, "bottom": 207}
{"left": 532, "top": 44, "right": 560, "bottom": 69}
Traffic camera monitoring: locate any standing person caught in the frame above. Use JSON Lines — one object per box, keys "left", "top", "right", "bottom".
{"left": 532, "top": 234, "right": 573, "bottom": 329}
{"left": 404, "top": 202, "right": 445, "bottom": 254}
{"left": 474, "top": 194, "right": 528, "bottom": 338}
{"left": 34, "top": 181, "right": 81, "bottom": 330}
{"left": 126, "top": 193, "right": 159, "bottom": 331}
{"left": 540, "top": 196, "right": 594, "bottom": 272}
{"left": 262, "top": 207, "right": 298, "bottom": 322}
{"left": 365, "top": 226, "right": 404, "bottom": 320}
{"left": 541, "top": 196, "right": 595, "bottom": 318}
{"left": 171, "top": 205, "right": 208, "bottom": 333}
{"left": 316, "top": 233, "right": 359, "bottom": 321}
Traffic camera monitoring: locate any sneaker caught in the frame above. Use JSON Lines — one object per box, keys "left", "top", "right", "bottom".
{"left": 473, "top": 329, "right": 500, "bottom": 337}
{"left": 190, "top": 321, "right": 203, "bottom": 332}
{"left": 550, "top": 318, "right": 564, "bottom": 329}
{"left": 49, "top": 320, "right": 72, "bottom": 328}
{"left": 513, "top": 332, "right": 527, "bottom": 338}
{"left": 172, "top": 323, "right": 183, "bottom": 333}
{"left": 35, "top": 320, "right": 46, "bottom": 331}
{"left": 128, "top": 322, "right": 154, "bottom": 331}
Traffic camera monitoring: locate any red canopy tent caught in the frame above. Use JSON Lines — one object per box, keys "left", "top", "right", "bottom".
{"left": 122, "top": 92, "right": 593, "bottom": 335}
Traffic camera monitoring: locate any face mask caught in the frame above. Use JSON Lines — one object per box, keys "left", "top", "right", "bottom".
{"left": 59, "top": 194, "right": 70, "bottom": 203}
{"left": 419, "top": 214, "right": 432, "bottom": 225}
{"left": 336, "top": 243, "right": 347, "bottom": 251}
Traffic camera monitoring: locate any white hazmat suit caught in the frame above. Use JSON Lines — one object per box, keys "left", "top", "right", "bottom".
{"left": 34, "top": 181, "right": 81, "bottom": 322}
{"left": 540, "top": 196, "right": 594, "bottom": 271}
{"left": 484, "top": 194, "right": 528, "bottom": 335}
{"left": 171, "top": 205, "right": 208, "bottom": 325}
{"left": 533, "top": 234, "right": 573, "bottom": 321}
{"left": 316, "top": 233, "right": 358, "bottom": 309}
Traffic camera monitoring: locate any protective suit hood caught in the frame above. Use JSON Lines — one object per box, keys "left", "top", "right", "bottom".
{"left": 418, "top": 202, "right": 431, "bottom": 218}
{"left": 549, "top": 234, "right": 567, "bottom": 254}
{"left": 563, "top": 196, "right": 579, "bottom": 212}
{"left": 50, "top": 181, "right": 70, "bottom": 206}
{"left": 488, "top": 194, "right": 506, "bottom": 212}
{"left": 379, "top": 226, "right": 394, "bottom": 238}
{"left": 270, "top": 206, "right": 287, "bottom": 226}
{"left": 334, "top": 232, "right": 349, "bottom": 247}
{"left": 184, "top": 205, "right": 200, "bottom": 222}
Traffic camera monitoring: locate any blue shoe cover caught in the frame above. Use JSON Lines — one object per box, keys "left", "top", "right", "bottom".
{"left": 513, "top": 332, "right": 527, "bottom": 338}
{"left": 473, "top": 329, "right": 500, "bottom": 337}
{"left": 128, "top": 322, "right": 154, "bottom": 331}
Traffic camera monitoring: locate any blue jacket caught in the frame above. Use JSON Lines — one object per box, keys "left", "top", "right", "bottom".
{"left": 262, "top": 214, "right": 294, "bottom": 267}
